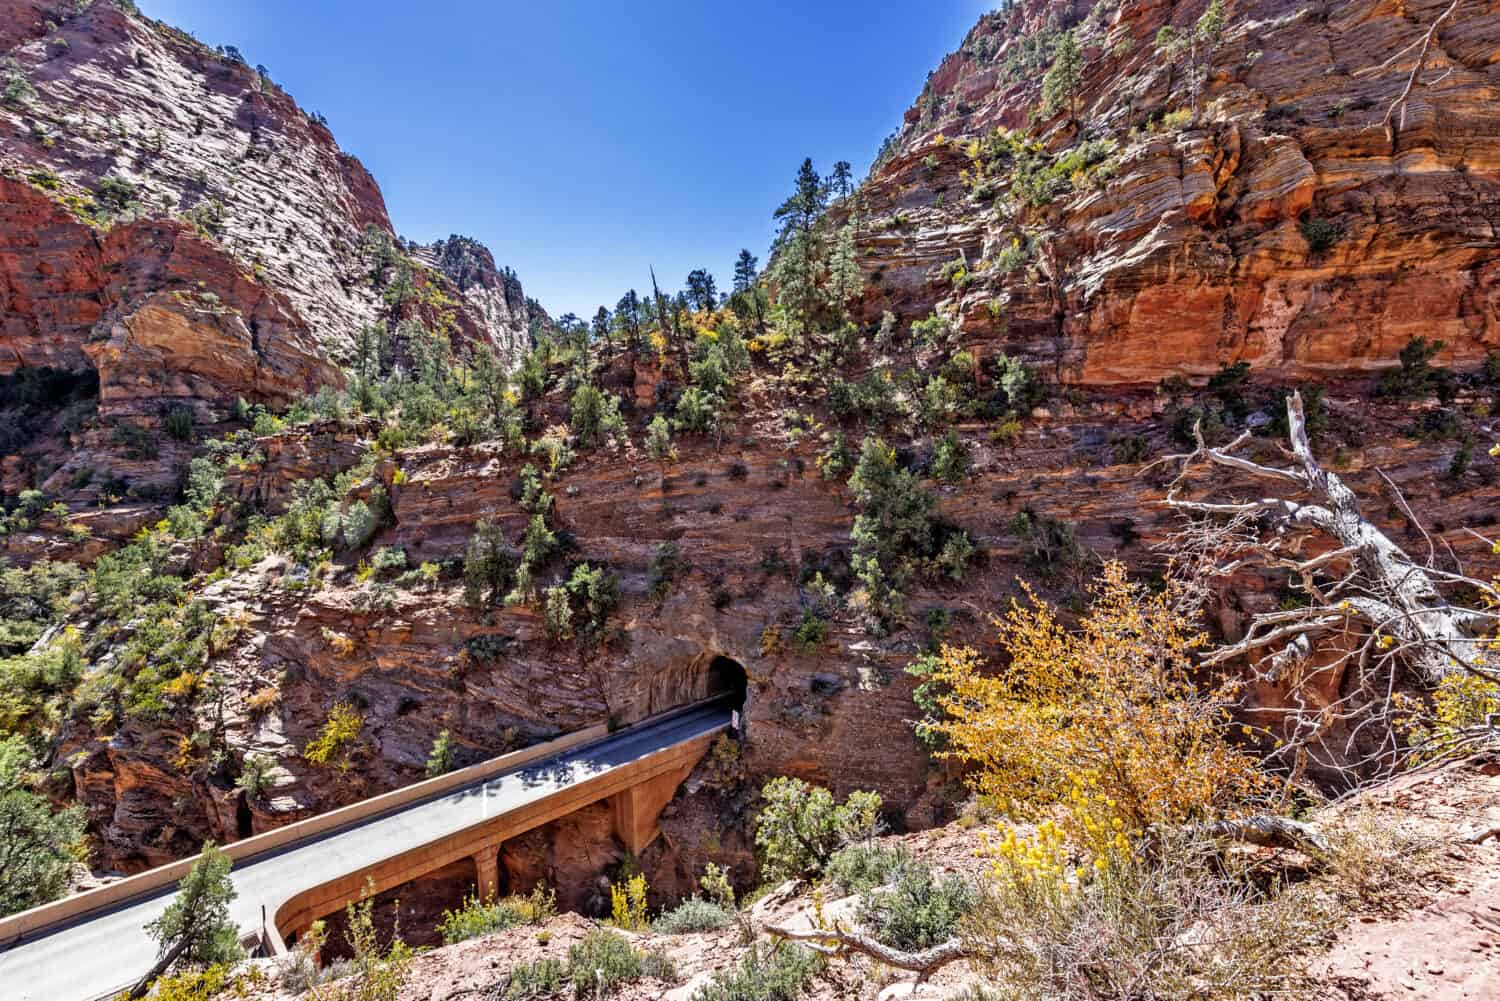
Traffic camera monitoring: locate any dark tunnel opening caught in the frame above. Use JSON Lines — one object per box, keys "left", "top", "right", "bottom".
{"left": 706, "top": 655, "right": 749, "bottom": 714}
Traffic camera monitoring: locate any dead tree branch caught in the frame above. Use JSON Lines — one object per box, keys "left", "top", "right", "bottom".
{"left": 1162, "top": 391, "right": 1496, "bottom": 688}
{"left": 1206, "top": 815, "right": 1331, "bottom": 856}
{"left": 1382, "top": 0, "right": 1462, "bottom": 148}
{"left": 766, "top": 924, "right": 975, "bottom": 982}
{"left": 1160, "top": 390, "right": 1499, "bottom": 784}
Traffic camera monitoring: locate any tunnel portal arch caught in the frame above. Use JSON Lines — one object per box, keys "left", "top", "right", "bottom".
{"left": 706, "top": 655, "right": 749, "bottom": 712}
{"left": 643, "top": 652, "right": 749, "bottom": 720}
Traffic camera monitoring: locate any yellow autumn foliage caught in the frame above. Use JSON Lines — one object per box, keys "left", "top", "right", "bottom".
{"left": 926, "top": 561, "right": 1270, "bottom": 841}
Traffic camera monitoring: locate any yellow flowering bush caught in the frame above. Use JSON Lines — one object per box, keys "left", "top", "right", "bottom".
{"left": 920, "top": 562, "right": 1271, "bottom": 837}
{"left": 304, "top": 701, "right": 364, "bottom": 771}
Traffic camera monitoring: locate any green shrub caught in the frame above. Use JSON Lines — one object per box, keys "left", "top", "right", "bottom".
{"left": 163, "top": 407, "right": 195, "bottom": 442}
{"left": 1299, "top": 216, "right": 1338, "bottom": 254}
{"left": 303, "top": 702, "right": 364, "bottom": 771}
{"left": 438, "top": 894, "right": 531, "bottom": 944}
{"left": 645, "top": 415, "right": 677, "bottom": 465}
{"left": 911, "top": 312, "right": 958, "bottom": 349}
{"left": 675, "top": 386, "right": 723, "bottom": 435}
{"left": 570, "top": 384, "right": 626, "bottom": 449}
{"left": 565, "top": 930, "right": 642, "bottom": 995}
{"left": 2, "top": 58, "right": 35, "bottom": 105}
{"left": 791, "top": 609, "right": 827, "bottom": 651}
{"left": 994, "top": 354, "right": 1042, "bottom": 413}
{"left": 930, "top": 430, "right": 969, "bottom": 483}
{"left": 501, "top": 958, "right": 564, "bottom": 999}
{"left": 754, "top": 777, "right": 883, "bottom": 883}
{"left": 824, "top": 844, "right": 909, "bottom": 896}
{"left": 653, "top": 896, "right": 731, "bottom": 934}
{"left": 114, "top": 421, "right": 158, "bottom": 459}
{"left": 0, "top": 559, "right": 84, "bottom": 656}
{"left": 234, "top": 753, "right": 275, "bottom": 800}
{"left": 1266, "top": 386, "right": 1328, "bottom": 441}
{"left": 1377, "top": 337, "right": 1456, "bottom": 402}
{"left": 854, "top": 862, "right": 975, "bottom": 951}
{"left": 164, "top": 504, "right": 204, "bottom": 540}
{"left": 0, "top": 735, "right": 87, "bottom": 917}
{"left": 463, "top": 520, "right": 515, "bottom": 609}
{"left": 327, "top": 490, "right": 386, "bottom": 551}
{"left": 1204, "top": 361, "right": 1251, "bottom": 420}
{"left": 849, "top": 436, "right": 957, "bottom": 628}
{"left": 1111, "top": 434, "right": 1150, "bottom": 465}
{"left": 689, "top": 943, "right": 823, "bottom": 1001}
{"left": 424, "top": 729, "right": 454, "bottom": 778}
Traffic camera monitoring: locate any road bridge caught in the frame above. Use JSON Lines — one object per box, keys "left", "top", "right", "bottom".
{"left": 0, "top": 702, "right": 731, "bottom": 1001}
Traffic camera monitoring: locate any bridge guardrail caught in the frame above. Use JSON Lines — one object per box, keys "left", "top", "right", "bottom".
{"left": 0, "top": 721, "right": 610, "bottom": 946}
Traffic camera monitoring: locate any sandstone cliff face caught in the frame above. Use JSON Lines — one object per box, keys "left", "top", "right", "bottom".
{"left": 854, "top": 0, "right": 1500, "bottom": 384}
{"left": 13, "top": 0, "right": 1500, "bottom": 941}
{"left": 57, "top": 377, "right": 1500, "bottom": 891}
{"left": 414, "top": 236, "right": 533, "bottom": 362}
{"left": 0, "top": 0, "right": 535, "bottom": 418}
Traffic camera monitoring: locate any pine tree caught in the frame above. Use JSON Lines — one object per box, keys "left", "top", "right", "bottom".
{"left": 827, "top": 221, "right": 863, "bottom": 313}
{"left": 686, "top": 269, "right": 718, "bottom": 313}
{"left": 132, "top": 844, "right": 243, "bottom": 996}
{"left": 645, "top": 415, "right": 676, "bottom": 465}
{"left": 733, "top": 249, "right": 758, "bottom": 294}
{"left": 830, "top": 160, "right": 854, "bottom": 201}
{"left": 592, "top": 306, "right": 612, "bottom": 348}
{"left": 731, "top": 249, "right": 766, "bottom": 333}
{"left": 649, "top": 267, "right": 684, "bottom": 365}
{"left": 468, "top": 344, "right": 511, "bottom": 432}
{"left": 770, "top": 159, "right": 830, "bottom": 345}
{"left": 774, "top": 158, "right": 826, "bottom": 245}
{"left": 615, "top": 289, "right": 642, "bottom": 349}
{"left": 1041, "top": 29, "right": 1083, "bottom": 121}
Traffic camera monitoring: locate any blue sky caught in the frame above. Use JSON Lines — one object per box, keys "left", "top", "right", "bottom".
{"left": 137, "top": 1, "right": 989, "bottom": 318}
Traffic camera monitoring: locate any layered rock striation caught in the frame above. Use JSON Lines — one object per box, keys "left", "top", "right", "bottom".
{"left": 0, "top": 0, "right": 536, "bottom": 417}
{"left": 853, "top": 0, "right": 1500, "bottom": 384}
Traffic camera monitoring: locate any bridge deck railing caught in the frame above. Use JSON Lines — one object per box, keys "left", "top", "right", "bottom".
{"left": 0, "top": 698, "right": 729, "bottom": 947}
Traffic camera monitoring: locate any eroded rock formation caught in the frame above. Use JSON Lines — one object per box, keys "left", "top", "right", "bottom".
{"left": 855, "top": 0, "right": 1500, "bottom": 384}
{"left": 0, "top": 0, "right": 536, "bottom": 419}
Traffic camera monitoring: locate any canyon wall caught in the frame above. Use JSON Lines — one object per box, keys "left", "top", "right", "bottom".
{"left": 5, "top": 0, "right": 1500, "bottom": 925}
{"left": 853, "top": 0, "right": 1500, "bottom": 385}
{"left": 0, "top": 0, "right": 533, "bottom": 417}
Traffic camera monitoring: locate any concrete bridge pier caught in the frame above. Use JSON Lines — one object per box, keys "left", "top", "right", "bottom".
{"left": 609, "top": 755, "right": 701, "bottom": 855}
{"left": 473, "top": 846, "right": 502, "bottom": 902}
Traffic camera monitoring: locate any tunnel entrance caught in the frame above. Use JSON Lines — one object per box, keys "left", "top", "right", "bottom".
{"left": 706, "top": 655, "right": 748, "bottom": 712}
{"left": 643, "top": 653, "right": 749, "bottom": 719}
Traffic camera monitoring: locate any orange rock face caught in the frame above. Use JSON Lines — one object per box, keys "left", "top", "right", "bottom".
{"left": 0, "top": 0, "right": 535, "bottom": 414}
{"left": 855, "top": 0, "right": 1500, "bottom": 385}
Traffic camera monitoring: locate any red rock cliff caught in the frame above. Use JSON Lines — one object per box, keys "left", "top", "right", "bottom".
{"left": 853, "top": 0, "right": 1500, "bottom": 384}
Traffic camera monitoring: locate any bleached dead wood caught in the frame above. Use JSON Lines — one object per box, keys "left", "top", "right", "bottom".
{"left": 766, "top": 923, "right": 974, "bottom": 981}
{"left": 1155, "top": 391, "right": 1498, "bottom": 780}
{"left": 1381, "top": 0, "right": 1463, "bottom": 148}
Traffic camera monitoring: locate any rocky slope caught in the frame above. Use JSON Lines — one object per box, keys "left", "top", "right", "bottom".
{"left": 3, "top": 0, "right": 1500, "bottom": 968}
{"left": 853, "top": 0, "right": 1500, "bottom": 384}
{"left": 0, "top": 0, "right": 534, "bottom": 417}
{"left": 220, "top": 752, "right": 1500, "bottom": 1001}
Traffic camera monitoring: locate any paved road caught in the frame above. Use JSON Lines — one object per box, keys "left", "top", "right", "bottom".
{"left": 0, "top": 704, "right": 730, "bottom": 1001}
